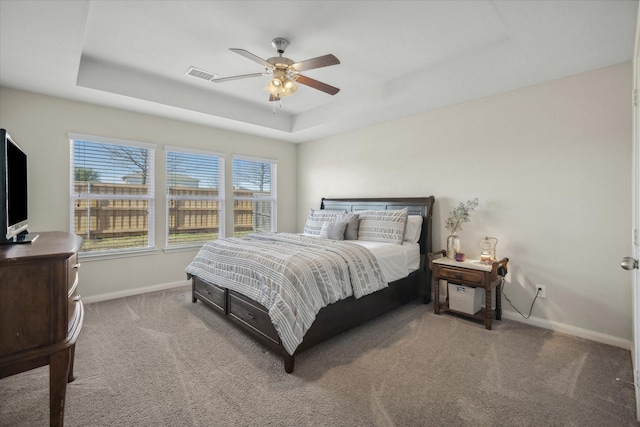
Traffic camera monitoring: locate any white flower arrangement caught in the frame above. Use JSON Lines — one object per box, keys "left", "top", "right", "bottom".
{"left": 445, "top": 198, "right": 479, "bottom": 234}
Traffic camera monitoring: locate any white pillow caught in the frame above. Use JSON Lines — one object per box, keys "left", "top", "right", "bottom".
{"left": 403, "top": 215, "right": 423, "bottom": 244}
{"left": 357, "top": 208, "right": 408, "bottom": 245}
{"left": 303, "top": 209, "right": 346, "bottom": 236}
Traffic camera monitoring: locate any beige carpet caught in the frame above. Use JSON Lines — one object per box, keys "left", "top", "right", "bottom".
{"left": 0, "top": 286, "right": 637, "bottom": 426}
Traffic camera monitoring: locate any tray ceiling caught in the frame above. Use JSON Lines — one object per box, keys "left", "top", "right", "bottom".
{"left": 0, "top": 1, "right": 637, "bottom": 143}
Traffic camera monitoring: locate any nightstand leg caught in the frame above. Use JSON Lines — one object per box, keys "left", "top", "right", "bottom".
{"left": 496, "top": 283, "right": 502, "bottom": 321}
{"left": 434, "top": 277, "right": 440, "bottom": 314}
{"left": 485, "top": 289, "right": 492, "bottom": 330}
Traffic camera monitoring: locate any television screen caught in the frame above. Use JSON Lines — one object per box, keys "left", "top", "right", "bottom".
{"left": 1, "top": 129, "right": 31, "bottom": 243}
{"left": 7, "top": 138, "right": 28, "bottom": 226}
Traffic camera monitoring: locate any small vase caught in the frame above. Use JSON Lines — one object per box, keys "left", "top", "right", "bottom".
{"left": 446, "top": 233, "right": 461, "bottom": 259}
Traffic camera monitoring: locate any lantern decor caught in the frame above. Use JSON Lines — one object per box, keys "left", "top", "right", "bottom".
{"left": 480, "top": 236, "right": 498, "bottom": 264}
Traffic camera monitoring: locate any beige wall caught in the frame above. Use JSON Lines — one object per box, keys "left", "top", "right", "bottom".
{"left": 298, "top": 62, "right": 633, "bottom": 345}
{"left": 0, "top": 87, "right": 298, "bottom": 300}
{"left": 0, "top": 61, "right": 633, "bottom": 346}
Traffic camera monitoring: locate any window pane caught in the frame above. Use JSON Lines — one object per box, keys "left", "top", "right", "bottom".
{"left": 233, "top": 158, "right": 272, "bottom": 196}
{"left": 166, "top": 149, "right": 224, "bottom": 247}
{"left": 74, "top": 141, "right": 152, "bottom": 190}
{"left": 167, "top": 198, "right": 221, "bottom": 244}
{"left": 72, "top": 196, "right": 149, "bottom": 251}
{"left": 253, "top": 200, "right": 273, "bottom": 233}
{"left": 233, "top": 200, "right": 272, "bottom": 237}
{"left": 71, "top": 136, "right": 155, "bottom": 253}
{"left": 232, "top": 157, "right": 276, "bottom": 236}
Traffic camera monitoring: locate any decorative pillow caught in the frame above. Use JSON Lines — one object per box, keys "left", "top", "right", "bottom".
{"left": 403, "top": 215, "right": 423, "bottom": 244}
{"left": 320, "top": 221, "right": 347, "bottom": 240}
{"left": 303, "top": 209, "right": 346, "bottom": 236}
{"left": 357, "top": 208, "right": 408, "bottom": 245}
{"left": 338, "top": 212, "right": 360, "bottom": 240}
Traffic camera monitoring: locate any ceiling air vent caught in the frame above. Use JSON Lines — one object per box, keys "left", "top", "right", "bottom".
{"left": 185, "top": 66, "right": 218, "bottom": 81}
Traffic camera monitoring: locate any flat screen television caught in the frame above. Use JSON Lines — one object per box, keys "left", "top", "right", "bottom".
{"left": 0, "top": 129, "right": 37, "bottom": 244}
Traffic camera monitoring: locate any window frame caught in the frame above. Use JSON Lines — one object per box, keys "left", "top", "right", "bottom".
{"left": 232, "top": 155, "right": 278, "bottom": 236}
{"left": 69, "top": 132, "right": 156, "bottom": 260}
{"left": 164, "top": 146, "right": 225, "bottom": 251}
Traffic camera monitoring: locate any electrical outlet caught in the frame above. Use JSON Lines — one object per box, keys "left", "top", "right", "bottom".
{"left": 535, "top": 284, "right": 546, "bottom": 299}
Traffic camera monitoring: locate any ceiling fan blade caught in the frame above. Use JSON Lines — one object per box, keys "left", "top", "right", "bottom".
{"left": 295, "top": 75, "right": 340, "bottom": 95}
{"left": 230, "top": 48, "right": 273, "bottom": 69}
{"left": 212, "top": 73, "right": 265, "bottom": 83}
{"left": 292, "top": 54, "right": 340, "bottom": 72}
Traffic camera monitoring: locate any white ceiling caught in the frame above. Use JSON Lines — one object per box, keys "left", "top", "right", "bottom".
{"left": 0, "top": 1, "right": 637, "bottom": 143}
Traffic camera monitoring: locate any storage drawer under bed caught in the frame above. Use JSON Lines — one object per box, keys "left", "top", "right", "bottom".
{"left": 228, "top": 290, "right": 280, "bottom": 345}
{"left": 193, "top": 277, "right": 226, "bottom": 313}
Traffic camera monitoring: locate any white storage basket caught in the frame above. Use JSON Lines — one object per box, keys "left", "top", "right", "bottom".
{"left": 448, "top": 283, "right": 482, "bottom": 315}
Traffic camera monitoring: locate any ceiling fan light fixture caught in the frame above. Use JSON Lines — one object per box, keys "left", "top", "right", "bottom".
{"left": 267, "top": 76, "right": 297, "bottom": 98}
{"left": 283, "top": 78, "right": 297, "bottom": 92}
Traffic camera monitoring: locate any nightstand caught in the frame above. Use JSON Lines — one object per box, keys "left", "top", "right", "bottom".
{"left": 428, "top": 250, "right": 509, "bottom": 329}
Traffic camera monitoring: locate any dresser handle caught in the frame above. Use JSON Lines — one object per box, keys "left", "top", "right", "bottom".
{"left": 73, "top": 263, "right": 81, "bottom": 270}
{"left": 205, "top": 289, "right": 212, "bottom": 295}
{"left": 455, "top": 273, "right": 463, "bottom": 279}
{"left": 246, "top": 312, "right": 256, "bottom": 320}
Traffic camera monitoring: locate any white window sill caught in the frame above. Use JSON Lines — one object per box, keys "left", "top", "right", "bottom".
{"left": 78, "top": 247, "right": 158, "bottom": 262}
{"left": 163, "top": 244, "right": 204, "bottom": 254}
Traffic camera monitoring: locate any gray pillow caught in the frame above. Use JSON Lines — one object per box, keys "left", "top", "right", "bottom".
{"left": 320, "top": 221, "right": 347, "bottom": 240}
{"left": 303, "top": 209, "right": 346, "bottom": 236}
{"left": 339, "top": 212, "right": 360, "bottom": 240}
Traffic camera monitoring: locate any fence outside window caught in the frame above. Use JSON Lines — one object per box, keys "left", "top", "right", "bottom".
{"left": 73, "top": 182, "right": 261, "bottom": 247}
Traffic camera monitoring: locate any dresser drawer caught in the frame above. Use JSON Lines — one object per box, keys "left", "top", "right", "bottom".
{"left": 68, "top": 288, "right": 82, "bottom": 334}
{"left": 439, "top": 266, "right": 484, "bottom": 285}
{"left": 193, "top": 278, "right": 225, "bottom": 313}
{"left": 228, "top": 291, "right": 280, "bottom": 345}
{"left": 68, "top": 254, "right": 79, "bottom": 296}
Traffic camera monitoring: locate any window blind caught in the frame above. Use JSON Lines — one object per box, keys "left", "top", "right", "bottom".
{"left": 69, "top": 133, "right": 155, "bottom": 254}
{"left": 165, "top": 146, "right": 225, "bottom": 247}
{"left": 232, "top": 156, "right": 277, "bottom": 236}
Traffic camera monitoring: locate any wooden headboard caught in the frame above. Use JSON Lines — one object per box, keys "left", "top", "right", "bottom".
{"left": 320, "top": 196, "right": 435, "bottom": 257}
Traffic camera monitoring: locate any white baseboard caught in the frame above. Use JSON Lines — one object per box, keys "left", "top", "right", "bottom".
{"left": 502, "top": 311, "right": 632, "bottom": 351}
{"left": 82, "top": 280, "right": 190, "bottom": 304}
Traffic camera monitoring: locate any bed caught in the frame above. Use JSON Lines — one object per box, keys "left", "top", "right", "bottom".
{"left": 186, "top": 196, "right": 435, "bottom": 373}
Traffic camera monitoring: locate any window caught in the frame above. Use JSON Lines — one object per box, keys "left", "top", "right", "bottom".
{"left": 232, "top": 155, "right": 277, "bottom": 236}
{"left": 70, "top": 133, "right": 155, "bottom": 255}
{"left": 165, "top": 146, "right": 225, "bottom": 248}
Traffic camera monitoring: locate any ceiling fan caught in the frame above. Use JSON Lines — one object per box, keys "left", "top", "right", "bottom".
{"left": 213, "top": 38, "right": 340, "bottom": 102}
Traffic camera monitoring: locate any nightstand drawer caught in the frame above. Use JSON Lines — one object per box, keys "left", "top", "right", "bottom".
{"left": 439, "top": 267, "right": 483, "bottom": 285}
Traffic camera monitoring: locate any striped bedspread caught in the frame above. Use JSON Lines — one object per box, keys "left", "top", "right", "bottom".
{"left": 185, "top": 232, "right": 387, "bottom": 355}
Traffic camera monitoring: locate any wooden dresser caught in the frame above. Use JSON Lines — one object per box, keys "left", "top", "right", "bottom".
{"left": 0, "top": 231, "right": 84, "bottom": 427}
